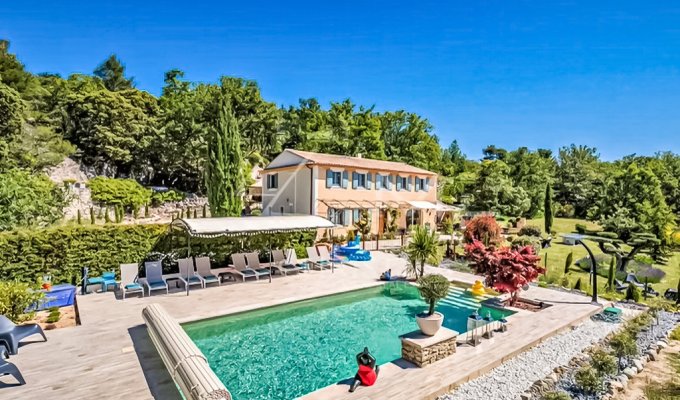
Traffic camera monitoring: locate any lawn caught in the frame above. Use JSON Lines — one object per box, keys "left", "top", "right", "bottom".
{"left": 525, "top": 217, "right": 680, "bottom": 302}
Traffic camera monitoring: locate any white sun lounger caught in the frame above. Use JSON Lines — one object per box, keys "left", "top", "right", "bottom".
{"left": 120, "top": 263, "right": 144, "bottom": 299}
{"left": 306, "top": 247, "right": 330, "bottom": 270}
{"left": 245, "top": 252, "right": 272, "bottom": 278}
{"left": 230, "top": 253, "right": 260, "bottom": 281}
{"left": 194, "top": 257, "right": 221, "bottom": 287}
{"left": 178, "top": 258, "right": 203, "bottom": 294}
{"left": 271, "top": 249, "right": 303, "bottom": 275}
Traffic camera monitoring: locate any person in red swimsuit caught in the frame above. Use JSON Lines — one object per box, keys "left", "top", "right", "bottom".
{"left": 349, "top": 347, "right": 379, "bottom": 392}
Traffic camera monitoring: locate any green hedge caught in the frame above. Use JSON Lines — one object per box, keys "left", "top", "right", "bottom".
{"left": 0, "top": 224, "right": 316, "bottom": 284}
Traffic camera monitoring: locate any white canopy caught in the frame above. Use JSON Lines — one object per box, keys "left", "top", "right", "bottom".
{"left": 406, "top": 200, "right": 439, "bottom": 210}
{"left": 171, "top": 215, "right": 335, "bottom": 238}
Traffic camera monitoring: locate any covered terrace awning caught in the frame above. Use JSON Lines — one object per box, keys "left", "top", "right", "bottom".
{"left": 319, "top": 199, "right": 407, "bottom": 209}
{"left": 171, "top": 215, "right": 335, "bottom": 238}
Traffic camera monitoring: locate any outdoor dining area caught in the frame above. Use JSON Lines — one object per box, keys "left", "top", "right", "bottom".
{"left": 83, "top": 215, "right": 346, "bottom": 299}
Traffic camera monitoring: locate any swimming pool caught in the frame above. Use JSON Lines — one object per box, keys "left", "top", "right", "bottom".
{"left": 183, "top": 283, "right": 514, "bottom": 400}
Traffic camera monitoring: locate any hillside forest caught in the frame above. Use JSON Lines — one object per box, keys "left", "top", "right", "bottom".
{"left": 1, "top": 39, "right": 679, "bottom": 258}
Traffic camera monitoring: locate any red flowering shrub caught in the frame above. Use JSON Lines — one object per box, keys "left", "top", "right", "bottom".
{"left": 465, "top": 240, "right": 544, "bottom": 305}
{"left": 464, "top": 215, "right": 502, "bottom": 245}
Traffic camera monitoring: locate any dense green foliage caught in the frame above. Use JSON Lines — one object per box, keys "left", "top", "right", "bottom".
{"left": 0, "top": 280, "right": 44, "bottom": 322}
{"left": 0, "top": 169, "right": 67, "bottom": 230}
{"left": 0, "top": 224, "right": 315, "bottom": 284}
{"left": 88, "top": 176, "right": 151, "bottom": 210}
{"left": 574, "top": 366, "right": 602, "bottom": 394}
{"left": 206, "top": 84, "right": 245, "bottom": 216}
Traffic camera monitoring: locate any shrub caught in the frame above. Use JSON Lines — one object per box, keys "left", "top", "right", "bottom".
{"left": 560, "top": 275, "right": 570, "bottom": 288}
{"left": 463, "top": 215, "right": 502, "bottom": 245}
{"left": 511, "top": 235, "right": 541, "bottom": 255}
{"left": 564, "top": 251, "right": 573, "bottom": 274}
{"left": 575, "top": 223, "right": 588, "bottom": 234}
{"left": 625, "top": 283, "right": 640, "bottom": 302}
{"left": 0, "top": 281, "right": 44, "bottom": 322}
{"left": 556, "top": 203, "right": 575, "bottom": 218}
{"left": 670, "top": 325, "right": 680, "bottom": 341}
{"left": 590, "top": 348, "right": 617, "bottom": 377}
{"left": 518, "top": 225, "right": 542, "bottom": 237}
{"left": 609, "top": 331, "right": 637, "bottom": 369}
{"left": 88, "top": 177, "right": 151, "bottom": 210}
{"left": 417, "top": 274, "right": 450, "bottom": 316}
{"left": 542, "top": 392, "right": 571, "bottom": 400}
{"left": 0, "top": 169, "right": 68, "bottom": 231}
{"left": 150, "top": 189, "right": 185, "bottom": 206}
{"left": 573, "top": 277, "right": 582, "bottom": 290}
{"left": 574, "top": 366, "right": 602, "bottom": 394}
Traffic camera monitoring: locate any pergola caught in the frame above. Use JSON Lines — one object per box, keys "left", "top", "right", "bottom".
{"left": 170, "top": 215, "right": 337, "bottom": 284}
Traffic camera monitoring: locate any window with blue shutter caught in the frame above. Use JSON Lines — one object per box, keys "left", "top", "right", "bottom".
{"left": 343, "top": 209, "right": 351, "bottom": 226}
{"left": 407, "top": 176, "right": 413, "bottom": 191}
{"left": 366, "top": 173, "right": 372, "bottom": 190}
{"left": 425, "top": 177, "right": 430, "bottom": 191}
{"left": 352, "top": 172, "right": 358, "bottom": 189}
{"left": 342, "top": 171, "right": 348, "bottom": 188}
{"left": 396, "top": 176, "right": 402, "bottom": 191}
{"left": 375, "top": 173, "right": 382, "bottom": 190}
{"left": 326, "top": 169, "right": 333, "bottom": 188}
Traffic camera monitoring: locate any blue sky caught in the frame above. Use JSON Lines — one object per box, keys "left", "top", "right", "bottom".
{"left": 2, "top": 1, "right": 680, "bottom": 160}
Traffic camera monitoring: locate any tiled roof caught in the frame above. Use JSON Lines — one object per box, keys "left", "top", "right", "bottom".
{"left": 267, "top": 149, "right": 436, "bottom": 175}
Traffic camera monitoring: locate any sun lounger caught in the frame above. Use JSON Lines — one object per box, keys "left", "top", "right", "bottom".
{"left": 271, "top": 250, "right": 303, "bottom": 275}
{"left": 178, "top": 258, "right": 204, "bottom": 294}
{"left": 120, "top": 263, "right": 144, "bottom": 299}
{"left": 285, "top": 249, "right": 310, "bottom": 271}
{"left": 318, "top": 246, "right": 341, "bottom": 264}
{"left": 0, "top": 315, "right": 47, "bottom": 356}
{"left": 230, "top": 253, "right": 260, "bottom": 281}
{"left": 306, "top": 247, "right": 330, "bottom": 270}
{"left": 245, "top": 252, "right": 272, "bottom": 278}
{"left": 0, "top": 354, "right": 25, "bottom": 385}
{"left": 194, "top": 257, "right": 221, "bottom": 287}
{"left": 144, "top": 261, "right": 169, "bottom": 296}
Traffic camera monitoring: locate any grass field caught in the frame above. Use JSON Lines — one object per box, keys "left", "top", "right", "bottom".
{"left": 525, "top": 217, "right": 680, "bottom": 302}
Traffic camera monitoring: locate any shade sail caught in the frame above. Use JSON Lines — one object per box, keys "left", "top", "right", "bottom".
{"left": 406, "top": 200, "right": 438, "bottom": 210}
{"left": 171, "top": 215, "right": 336, "bottom": 238}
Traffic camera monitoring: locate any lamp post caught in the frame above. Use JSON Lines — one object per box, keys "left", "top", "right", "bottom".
{"left": 575, "top": 238, "right": 599, "bottom": 305}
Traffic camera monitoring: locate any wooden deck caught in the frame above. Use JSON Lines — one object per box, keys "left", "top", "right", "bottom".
{"left": 0, "top": 252, "right": 604, "bottom": 400}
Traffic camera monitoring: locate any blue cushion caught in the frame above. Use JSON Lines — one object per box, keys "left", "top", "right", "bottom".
{"left": 102, "top": 272, "right": 116, "bottom": 279}
{"left": 186, "top": 276, "right": 202, "bottom": 283}
{"left": 203, "top": 275, "right": 219, "bottom": 281}
{"left": 125, "top": 283, "right": 142, "bottom": 290}
{"left": 147, "top": 281, "right": 167, "bottom": 289}
{"left": 87, "top": 277, "right": 105, "bottom": 284}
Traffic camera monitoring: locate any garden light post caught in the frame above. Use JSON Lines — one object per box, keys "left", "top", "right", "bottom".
{"left": 575, "top": 238, "right": 599, "bottom": 305}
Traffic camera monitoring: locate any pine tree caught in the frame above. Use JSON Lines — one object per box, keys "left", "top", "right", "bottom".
{"left": 544, "top": 183, "right": 553, "bottom": 234}
{"left": 205, "top": 85, "right": 245, "bottom": 217}
{"left": 93, "top": 55, "right": 134, "bottom": 91}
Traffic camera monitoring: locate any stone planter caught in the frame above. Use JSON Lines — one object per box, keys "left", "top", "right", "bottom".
{"left": 416, "top": 311, "right": 444, "bottom": 336}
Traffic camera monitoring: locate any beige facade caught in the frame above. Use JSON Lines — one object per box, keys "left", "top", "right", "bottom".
{"left": 262, "top": 149, "right": 439, "bottom": 236}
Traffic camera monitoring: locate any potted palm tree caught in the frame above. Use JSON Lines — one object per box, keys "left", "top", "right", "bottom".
{"left": 415, "top": 274, "right": 450, "bottom": 335}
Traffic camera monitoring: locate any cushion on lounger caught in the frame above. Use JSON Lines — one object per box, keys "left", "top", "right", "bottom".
{"left": 148, "top": 281, "right": 167, "bottom": 289}
{"left": 125, "top": 283, "right": 142, "bottom": 290}
{"left": 203, "top": 275, "right": 219, "bottom": 281}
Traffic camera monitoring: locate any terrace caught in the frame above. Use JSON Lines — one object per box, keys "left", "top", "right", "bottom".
{"left": 1, "top": 251, "right": 605, "bottom": 400}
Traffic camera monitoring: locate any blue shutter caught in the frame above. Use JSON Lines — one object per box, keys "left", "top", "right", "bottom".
{"left": 352, "top": 172, "right": 358, "bottom": 189}
{"left": 388, "top": 175, "right": 393, "bottom": 190}
{"left": 326, "top": 169, "right": 333, "bottom": 188}
{"left": 396, "top": 176, "right": 402, "bottom": 191}
{"left": 425, "top": 177, "right": 430, "bottom": 191}
{"left": 342, "top": 171, "right": 348, "bottom": 188}
{"left": 408, "top": 177, "right": 413, "bottom": 191}
{"left": 343, "top": 209, "right": 351, "bottom": 226}
{"left": 376, "top": 174, "right": 382, "bottom": 190}
{"left": 366, "top": 173, "right": 372, "bottom": 190}
{"left": 353, "top": 209, "right": 360, "bottom": 222}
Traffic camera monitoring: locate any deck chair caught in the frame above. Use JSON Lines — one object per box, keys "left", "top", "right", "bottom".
{"left": 306, "top": 247, "right": 330, "bottom": 270}
{"left": 245, "top": 252, "right": 272, "bottom": 278}
{"left": 144, "top": 261, "right": 169, "bottom": 296}
{"left": 0, "top": 355, "right": 25, "bottom": 385}
{"left": 230, "top": 253, "right": 260, "bottom": 281}
{"left": 178, "top": 258, "right": 203, "bottom": 294}
{"left": 0, "top": 316, "right": 47, "bottom": 356}
{"left": 318, "top": 246, "right": 341, "bottom": 264}
{"left": 120, "top": 263, "right": 144, "bottom": 299}
{"left": 271, "top": 249, "right": 302, "bottom": 275}
{"left": 286, "top": 249, "right": 310, "bottom": 271}
{"left": 194, "top": 257, "right": 220, "bottom": 287}
{"left": 613, "top": 279, "right": 628, "bottom": 292}
{"left": 624, "top": 273, "right": 645, "bottom": 288}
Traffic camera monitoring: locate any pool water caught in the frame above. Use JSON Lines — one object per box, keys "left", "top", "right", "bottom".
{"left": 183, "top": 283, "right": 513, "bottom": 400}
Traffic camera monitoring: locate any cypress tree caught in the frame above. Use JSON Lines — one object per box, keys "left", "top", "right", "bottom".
{"left": 205, "top": 85, "right": 245, "bottom": 217}
{"left": 564, "top": 251, "right": 573, "bottom": 274}
{"left": 77, "top": 210, "right": 82, "bottom": 225}
{"left": 193, "top": 209, "right": 198, "bottom": 218}
{"left": 104, "top": 207, "right": 111, "bottom": 223}
{"left": 202, "top": 204, "right": 207, "bottom": 218}
{"left": 90, "top": 207, "right": 95, "bottom": 224}
{"left": 544, "top": 183, "right": 553, "bottom": 234}
{"left": 144, "top": 203, "right": 149, "bottom": 218}
{"left": 180, "top": 209, "right": 184, "bottom": 219}
{"left": 607, "top": 256, "right": 616, "bottom": 291}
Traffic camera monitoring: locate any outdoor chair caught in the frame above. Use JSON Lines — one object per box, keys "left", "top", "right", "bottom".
{"left": 306, "top": 247, "right": 330, "bottom": 270}
{"left": 178, "top": 258, "right": 204, "bottom": 294}
{"left": 119, "top": 263, "right": 144, "bottom": 299}
{"left": 245, "top": 252, "right": 272, "bottom": 278}
{"left": 624, "top": 273, "right": 646, "bottom": 288}
{"left": 194, "top": 257, "right": 221, "bottom": 287}
{"left": 285, "top": 249, "right": 310, "bottom": 271}
{"left": 613, "top": 279, "right": 628, "bottom": 292}
{"left": 0, "top": 353, "right": 25, "bottom": 385}
{"left": 144, "top": 261, "right": 169, "bottom": 296}
{"left": 230, "top": 253, "right": 260, "bottom": 281}
{"left": 318, "top": 246, "right": 342, "bottom": 264}
{"left": 271, "top": 249, "right": 303, "bottom": 275}
{"left": 0, "top": 315, "right": 47, "bottom": 356}
{"left": 664, "top": 288, "right": 678, "bottom": 301}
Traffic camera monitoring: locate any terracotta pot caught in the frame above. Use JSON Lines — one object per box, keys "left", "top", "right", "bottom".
{"left": 415, "top": 311, "right": 444, "bottom": 336}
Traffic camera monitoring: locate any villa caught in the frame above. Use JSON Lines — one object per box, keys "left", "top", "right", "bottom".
{"left": 262, "top": 149, "right": 456, "bottom": 235}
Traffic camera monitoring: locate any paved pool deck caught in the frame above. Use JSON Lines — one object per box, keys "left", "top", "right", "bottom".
{"left": 0, "top": 251, "right": 605, "bottom": 400}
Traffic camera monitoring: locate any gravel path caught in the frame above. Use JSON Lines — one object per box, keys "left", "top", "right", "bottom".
{"left": 439, "top": 317, "right": 624, "bottom": 400}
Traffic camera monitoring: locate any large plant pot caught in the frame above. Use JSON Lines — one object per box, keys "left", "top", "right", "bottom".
{"left": 416, "top": 311, "right": 444, "bottom": 336}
